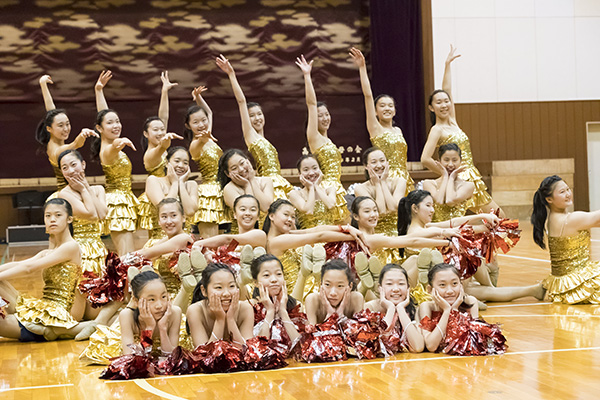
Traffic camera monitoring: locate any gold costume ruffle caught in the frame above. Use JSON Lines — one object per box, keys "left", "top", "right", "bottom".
{"left": 194, "top": 144, "right": 228, "bottom": 224}
{"left": 249, "top": 136, "right": 292, "bottom": 198}
{"left": 438, "top": 131, "right": 492, "bottom": 209}
{"left": 15, "top": 261, "right": 80, "bottom": 329}
{"left": 280, "top": 247, "right": 302, "bottom": 294}
{"left": 544, "top": 230, "right": 600, "bottom": 304}
{"left": 102, "top": 152, "right": 138, "bottom": 232}
{"left": 155, "top": 254, "right": 181, "bottom": 297}
{"left": 137, "top": 156, "right": 166, "bottom": 231}
{"left": 375, "top": 211, "right": 398, "bottom": 238}
{"left": 296, "top": 197, "right": 335, "bottom": 230}
{"left": 432, "top": 201, "right": 468, "bottom": 223}
{"left": 372, "top": 247, "right": 401, "bottom": 266}
{"left": 73, "top": 217, "right": 107, "bottom": 275}
{"left": 313, "top": 139, "right": 349, "bottom": 224}
{"left": 411, "top": 284, "right": 432, "bottom": 304}
{"left": 49, "top": 159, "right": 68, "bottom": 191}
{"left": 371, "top": 130, "right": 415, "bottom": 195}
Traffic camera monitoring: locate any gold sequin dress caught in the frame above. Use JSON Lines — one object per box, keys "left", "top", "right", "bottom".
{"left": 371, "top": 130, "right": 415, "bottom": 195}
{"left": 279, "top": 247, "right": 302, "bottom": 294}
{"left": 296, "top": 196, "right": 335, "bottom": 230}
{"left": 544, "top": 230, "right": 600, "bottom": 304}
{"left": 49, "top": 159, "right": 67, "bottom": 190}
{"left": 193, "top": 143, "right": 228, "bottom": 225}
{"left": 73, "top": 217, "right": 107, "bottom": 275}
{"left": 375, "top": 212, "right": 398, "bottom": 237}
{"left": 248, "top": 136, "right": 292, "bottom": 200}
{"left": 137, "top": 155, "right": 167, "bottom": 240}
{"left": 16, "top": 261, "right": 80, "bottom": 329}
{"left": 432, "top": 201, "right": 468, "bottom": 223}
{"left": 313, "top": 138, "right": 350, "bottom": 224}
{"left": 437, "top": 130, "right": 492, "bottom": 209}
{"left": 102, "top": 151, "right": 139, "bottom": 232}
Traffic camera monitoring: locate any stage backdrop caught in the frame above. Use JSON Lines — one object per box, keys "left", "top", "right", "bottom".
{"left": 0, "top": 0, "right": 427, "bottom": 181}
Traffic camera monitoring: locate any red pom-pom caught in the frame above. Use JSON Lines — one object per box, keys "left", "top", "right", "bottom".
{"left": 160, "top": 346, "right": 204, "bottom": 375}
{"left": 193, "top": 340, "right": 245, "bottom": 373}
{"left": 243, "top": 337, "right": 288, "bottom": 370}
{"left": 441, "top": 225, "right": 482, "bottom": 280}
{"left": 296, "top": 314, "right": 347, "bottom": 363}
{"left": 324, "top": 241, "right": 361, "bottom": 279}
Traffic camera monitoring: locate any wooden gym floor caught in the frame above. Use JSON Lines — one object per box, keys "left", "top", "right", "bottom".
{"left": 1, "top": 222, "right": 599, "bottom": 400}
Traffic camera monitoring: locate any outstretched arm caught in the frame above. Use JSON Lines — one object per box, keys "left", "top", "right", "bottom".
{"left": 39, "top": 75, "right": 56, "bottom": 111}
{"left": 0, "top": 242, "right": 79, "bottom": 280}
{"left": 216, "top": 54, "right": 261, "bottom": 147}
{"left": 349, "top": 47, "right": 381, "bottom": 138}
{"left": 94, "top": 70, "right": 112, "bottom": 112}
{"left": 296, "top": 55, "right": 327, "bottom": 151}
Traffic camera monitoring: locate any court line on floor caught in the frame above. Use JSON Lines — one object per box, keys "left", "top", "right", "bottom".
{"left": 0, "top": 383, "right": 74, "bottom": 392}
{"left": 483, "top": 314, "right": 600, "bottom": 318}
{"left": 497, "top": 254, "right": 549, "bottom": 263}
{"left": 487, "top": 302, "right": 549, "bottom": 308}
{"left": 134, "top": 379, "right": 188, "bottom": 400}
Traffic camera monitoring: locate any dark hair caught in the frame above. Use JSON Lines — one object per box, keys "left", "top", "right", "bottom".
{"left": 427, "top": 263, "right": 472, "bottom": 309}
{"left": 91, "top": 109, "right": 119, "bottom": 162}
{"left": 361, "top": 146, "right": 384, "bottom": 180}
{"left": 378, "top": 263, "right": 416, "bottom": 320}
{"left": 438, "top": 143, "right": 461, "bottom": 159}
{"left": 58, "top": 149, "right": 84, "bottom": 168}
{"left": 247, "top": 102, "right": 262, "bottom": 110}
{"left": 166, "top": 146, "right": 190, "bottom": 162}
{"left": 130, "top": 271, "right": 164, "bottom": 327}
{"left": 374, "top": 94, "right": 396, "bottom": 126}
{"left": 191, "top": 263, "right": 237, "bottom": 303}
{"left": 321, "top": 259, "right": 355, "bottom": 289}
{"left": 183, "top": 105, "right": 208, "bottom": 143}
{"left": 35, "top": 109, "right": 68, "bottom": 149}
{"left": 262, "top": 199, "right": 294, "bottom": 234}
{"left": 233, "top": 194, "right": 259, "bottom": 211}
{"left": 296, "top": 153, "right": 317, "bottom": 171}
{"left": 531, "top": 175, "right": 564, "bottom": 249}
{"left": 140, "top": 116, "right": 163, "bottom": 152}
{"left": 350, "top": 196, "right": 377, "bottom": 229}
{"left": 397, "top": 190, "right": 432, "bottom": 257}
{"left": 157, "top": 197, "right": 184, "bottom": 216}
{"left": 250, "top": 254, "right": 298, "bottom": 310}
{"left": 44, "top": 197, "right": 74, "bottom": 234}
{"left": 217, "top": 148, "right": 248, "bottom": 189}
{"left": 428, "top": 89, "right": 451, "bottom": 126}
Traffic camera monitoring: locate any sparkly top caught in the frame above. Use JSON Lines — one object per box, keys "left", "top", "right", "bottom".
{"left": 438, "top": 130, "right": 477, "bottom": 171}
{"left": 296, "top": 198, "right": 334, "bottom": 229}
{"left": 375, "top": 211, "right": 398, "bottom": 237}
{"left": 193, "top": 143, "right": 222, "bottom": 184}
{"left": 49, "top": 159, "right": 67, "bottom": 190}
{"left": 432, "top": 201, "right": 468, "bottom": 223}
{"left": 248, "top": 136, "right": 283, "bottom": 177}
{"left": 73, "top": 216, "right": 103, "bottom": 240}
{"left": 42, "top": 261, "right": 80, "bottom": 311}
{"left": 371, "top": 130, "right": 414, "bottom": 187}
{"left": 102, "top": 151, "right": 133, "bottom": 192}
{"left": 154, "top": 254, "right": 180, "bottom": 297}
{"left": 147, "top": 155, "right": 167, "bottom": 177}
{"left": 548, "top": 230, "right": 592, "bottom": 277}
{"left": 279, "top": 247, "right": 301, "bottom": 294}
{"left": 314, "top": 138, "right": 342, "bottom": 183}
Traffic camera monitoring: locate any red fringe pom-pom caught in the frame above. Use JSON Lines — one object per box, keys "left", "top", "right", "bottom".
{"left": 78, "top": 252, "right": 129, "bottom": 307}
{"left": 160, "top": 346, "right": 204, "bottom": 375}
{"left": 324, "top": 241, "right": 361, "bottom": 278}
{"left": 340, "top": 309, "right": 387, "bottom": 359}
{"left": 193, "top": 340, "right": 245, "bottom": 373}
{"left": 296, "top": 314, "right": 347, "bottom": 363}
{"left": 441, "top": 225, "right": 483, "bottom": 280}
{"left": 243, "top": 337, "right": 288, "bottom": 370}
{"left": 479, "top": 217, "right": 521, "bottom": 263}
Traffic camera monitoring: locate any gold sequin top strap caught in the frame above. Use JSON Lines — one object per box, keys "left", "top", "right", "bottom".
{"left": 193, "top": 143, "right": 223, "bottom": 184}
{"left": 42, "top": 261, "right": 81, "bottom": 311}
{"left": 314, "top": 138, "right": 342, "bottom": 182}
{"left": 548, "top": 230, "right": 592, "bottom": 277}
{"left": 50, "top": 158, "right": 68, "bottom": 190}
{"left": 102, "top": 151, "right": 133, "bottom": 192}
{"left": 248, "top": 136, "right": 282, "bottom": 177}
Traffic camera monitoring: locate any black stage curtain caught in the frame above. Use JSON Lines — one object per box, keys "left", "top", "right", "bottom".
{"left": 369, "top": 0, "right": 426, "bottom": 161}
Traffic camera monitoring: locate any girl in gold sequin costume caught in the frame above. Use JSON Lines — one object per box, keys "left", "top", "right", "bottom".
{"left": 0, "top": 199, "right": 97, "bottom": 341}
{"left": 37, "top": 75, "right": 98, "bottom": 190}
{"left": 92, "top": 70, "right": 139, "bottom": 255}
{"left": 354, "top": 147, "right": 407, "bottom": 237}
{"left": 422, "top": 143, "right": 474, "bottom": 223}
{"left": 186, "top": 85, "right": 228, "bottom": 238}
{"left": 532, "top": 176, "right": 600, "bottom": 304}
{"left": 350, "top": 48, "right": 415, "bottom": 194}
{"left": 398, "top": 190, "right": 544, "bottom": 303}
{"left": 145, "top": 147, "right": 198, "bottom": 248}
{"left": 420, "top": 46, "right": 504, "bottom": 216}
{"left": 296, "top": 55, "right": 350, "bottom": 224}
{"left": 138, "top": 72, "right": 184, "bottom": 242}
{"left": 289, "top": 155, "right": 337, "bottom": 229}
{"left": 216, "top": 54, "right": 293, "bottom": 200}
{"left": 218, "top": 149, "right": 274, "bottom": 232}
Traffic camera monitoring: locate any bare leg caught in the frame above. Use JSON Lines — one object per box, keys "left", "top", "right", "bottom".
{"left": 0, "top": 315, "right": 23, "bottom": 339}
{"left": 473, "top": 264, "right": 495, "bottom": 287}
{"left": 401, "top": 256, "right": 419, "bottom": 288}
{"left": 0, "top": 281, "right": 19, "bottom": 313}
{"left": 465, "top": 281, "right": 545, "bottom": 302}
{"left": 197, "top": 222, "right": 218, "bottom": 239}
{"left": 173, "top": 288, "right": 192, "bottom": 313}
{"left": 111, "top": 231, "right": 135, "bottom": 256}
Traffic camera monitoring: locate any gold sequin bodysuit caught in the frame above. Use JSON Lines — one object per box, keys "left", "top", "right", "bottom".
{"left": 102, "top": 151, "right": 139, "bottom": 232}
{"left": 371, "top": 130, "right": 415, "bottom": 195}
{"left": 249, "top": 136, "right": 292, "bottom": 200}
{"left": 545, "top": 230, "right": 600, "bottom": 304}
{"left": 437, "top": 130, "right": 492, "bottom": 209}
{"left": 296, "top": 193, "right": 335, "bottom": 230}
{"left": 432, "top": 201, "right": 468, "bottom": 223}
{"left": 279, "top": 247, "right": 302, "bottom": 294}
{"left": 73, "top": 217, "right": 107, "bottom": 275}
{"left": 49, "top": 159, "right": 68, "bottom": 190}
{"left": 313, "top": 138, "right": 350, "bottom": 224}
{"left": 16, "top": 261, "right": 81, "bottom": 328}
{"left": 193, "top": 143, "right": 228, "bottom": 224}
{"left": 137, "top": 155, "right": 167, "bottom": 240}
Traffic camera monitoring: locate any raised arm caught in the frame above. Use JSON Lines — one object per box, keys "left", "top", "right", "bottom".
{"left": 192, "top": 86, "right": 213, "bottom": 133}
{"left": 442, "top": 45, "right": 460, "bottom": 120}
{"left": 94, "top": 70, "right": 112, "bottom": 112}
{"left": 216, "top": 54, "right": 261, "bottom": 147}
{"left": 158, "top": 71, "right": 178, "bottom": 129}
{"left": 296, "top": 55, "right": 327, "bottom": 151}
{"left": 39, "top": 75, "right": 56, "bottom": 111}
{"left": 349, "top": 47, "right": 381, "bottom": 138}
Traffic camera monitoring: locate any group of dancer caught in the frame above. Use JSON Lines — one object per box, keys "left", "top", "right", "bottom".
{"left": 1, "top": 46, "right": 599, "bottom": 378}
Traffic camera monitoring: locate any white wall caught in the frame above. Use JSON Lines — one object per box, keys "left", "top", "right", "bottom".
{"left": 432, "top": 0, "right": 600, "bottom": 103}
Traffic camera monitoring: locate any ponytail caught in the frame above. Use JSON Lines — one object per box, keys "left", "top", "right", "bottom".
{"left": 531, "top": 175, "right": 563, "bottom": 249}
{"left": 397, "top": 190, "right": 432, "bottom": 258}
